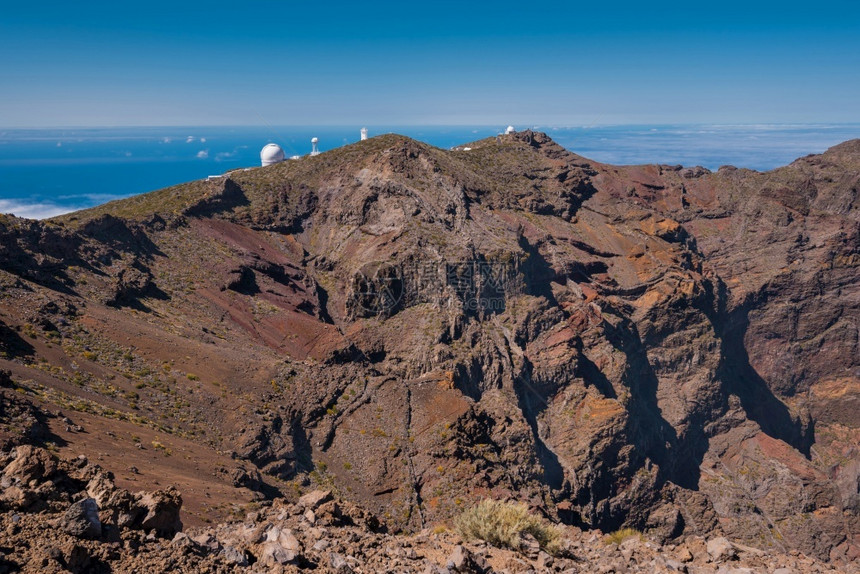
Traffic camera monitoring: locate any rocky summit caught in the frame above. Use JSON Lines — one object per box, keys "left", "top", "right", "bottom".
{"left": 0, "top": 131, "right": 858, "bottom": 573}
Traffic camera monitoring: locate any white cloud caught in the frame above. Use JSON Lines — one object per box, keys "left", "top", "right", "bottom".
{"left": 0, "top": 199, "right": 76, "bottom": 220}
{"left": 214, "top": 145, "right": 248, "bottom": 162}
{"left": 186, "top": 136, "right": 195, "bottom": 143}
{"left": 196, "top": 149, "right": 209, "bottom": 159}
{"left": 200, "top": 137, "right": 206, "bottom": 143}
{"left": 161, "top": 137, "right": 172, "bottom": 144}
{"left": 57, "top": 193, "right": 126, "bottom": 203}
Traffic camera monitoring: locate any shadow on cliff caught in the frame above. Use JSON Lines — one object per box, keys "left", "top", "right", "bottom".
{"left": 512, "top": 363, "right": 567, "bottom": 491}
{"left": 182, "top": 178, "right": 250, "bottom": 219}
{"left": 80, "top": 214, "right": 165, "bottom": 260}
{"left": 511, "top": 235, "right": 569, "bottom": 492}
{"left": 0, "top": 322, "right": 35, "bottom": 360}
{"left": 0, "top": 374, "right": 69, "bottom": 450}
{"left": 0, "top": 226, "right": 81, "bottom": 296}
{"left": 513, "top": 235, "right": 684, "bottom": 530}
{"left": 716, "top": 288, "right": 813, "bottom": 456}
{"left": 599, "top": 312, "right": 688, "bottom": 520}
{"left": 292, "top": 418, "right": 314, "bottom": 475}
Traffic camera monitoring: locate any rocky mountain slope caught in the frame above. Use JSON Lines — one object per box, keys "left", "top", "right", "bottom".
{"left": 1, "top": 131, "right": 858, "bottom": 570}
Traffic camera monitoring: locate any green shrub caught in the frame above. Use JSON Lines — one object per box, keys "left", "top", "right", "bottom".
{"left": 454, "top": 499, "right": 561, "bottom": 554}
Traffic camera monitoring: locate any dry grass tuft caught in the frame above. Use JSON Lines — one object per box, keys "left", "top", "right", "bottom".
{"left": 454, "top": 499, "right": 561, "bottom": 554}
{"left": 604, "top": 527, "right": 643, "bottom": 545}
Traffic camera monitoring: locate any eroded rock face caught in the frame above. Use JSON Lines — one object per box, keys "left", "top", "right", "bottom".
{"left": 0, "top": 132, "right": 858, "bottom": 564}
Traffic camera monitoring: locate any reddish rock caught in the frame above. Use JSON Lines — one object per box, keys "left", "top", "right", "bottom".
{"left": 0, "top": 132, "right": 858, "bottom": 567}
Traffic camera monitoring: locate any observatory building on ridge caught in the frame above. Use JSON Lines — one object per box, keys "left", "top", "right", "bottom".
{"left": 260, "top": 143, "right": 285, "bottom": 166}
{"left": 259, "top": 128, "right": 367, "bottom": 166}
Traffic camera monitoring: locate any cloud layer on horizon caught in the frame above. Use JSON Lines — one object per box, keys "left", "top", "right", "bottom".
{"left": 0, "top": 199, "right": 76, "bottom": 220}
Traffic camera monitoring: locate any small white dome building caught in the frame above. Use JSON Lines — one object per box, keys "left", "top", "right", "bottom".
{"left": 260, "top": 143, "right": 285, "bottom": 166}
{"left": 505, "top": 125, "right": 516, "bottom": 134}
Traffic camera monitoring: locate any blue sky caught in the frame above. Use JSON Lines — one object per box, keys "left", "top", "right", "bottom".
{"left": 2, "top": 1, "right": 859, "bottom": 127}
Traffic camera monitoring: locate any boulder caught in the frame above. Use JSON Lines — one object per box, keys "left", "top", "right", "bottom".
{"left": 298, "top": 489, "right": 333, "bottom": 510}
{"left": 60, "top": 498, "right": 102, "bottom": 539}
{"left": 136, "top": 486, "right": 182, "bottom": 536}
{"left": 2, "top": 445, "right": 57, "bottom": 484}
{"left": 86, "top": 471, "right": 143, "bottom": 528}
{"left": 191, "top": 532, "right": 221, "bottom": 553}
{"left": 85, "top": 471, "right": 119, "bottom": 508}
{"left": 265, "top": 525, "right": 301, "bottom": 552}
{"left": 446, "top": 544, "right": 487, "bottom": 573}
{"left": 170, "top": 532, "right": 197, "bottom": 553}
{"left": 706, "top": 537, "right": 737, "bottom": 562}
{"left": 221, "top": 545, "right": 248, "bottom": 566}
{"left": 259, "top": 541, "right": 297, "bottom": 566}
{"left": 0, "top": 485, "right": 38, "bottom": 510}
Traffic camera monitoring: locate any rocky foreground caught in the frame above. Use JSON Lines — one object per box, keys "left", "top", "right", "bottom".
{"left": 0, "top": 445, "right": 854, "bottom": 574}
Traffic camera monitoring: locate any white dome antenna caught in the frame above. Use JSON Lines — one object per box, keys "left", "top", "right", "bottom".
{"left": 260, "top": 143, "right": 285, "bottom": 166}
{"left": 311, "top": 137, "right": 320, "bottom": 156}
{"left": 505, "top": 125, "right": 515, "bottom": 135}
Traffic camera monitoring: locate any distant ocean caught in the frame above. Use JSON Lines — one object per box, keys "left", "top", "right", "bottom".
{"left": 1, "top": 124, "right": 858, "bottom": 220}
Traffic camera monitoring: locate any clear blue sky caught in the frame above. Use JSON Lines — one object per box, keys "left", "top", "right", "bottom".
{"left": 2, "top": 1, "right": 858, "bottom": 127}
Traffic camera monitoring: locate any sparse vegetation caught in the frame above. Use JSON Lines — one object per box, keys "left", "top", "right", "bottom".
{"left": 455, "top": 499, "right": 561, "bottom": 554}
{"left": 604, "top": 528, "right": 643, "bottom": 545}
{"left": 151, "top": 438, "right": 172, "bottom": 456}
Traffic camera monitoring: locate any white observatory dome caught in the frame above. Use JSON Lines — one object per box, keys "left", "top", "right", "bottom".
{"left": 260, "top": 143, "right": 285, "bottom": 166}
{"left": 505, "top": 125, "right": 515, "bottom": 134}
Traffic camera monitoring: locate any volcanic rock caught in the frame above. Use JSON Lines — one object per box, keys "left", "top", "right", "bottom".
{"left": 0, "top": 131, "right": 858, "bottom": 570}
{"left": 60, "top": 498, "right": 102, "bottom": 539}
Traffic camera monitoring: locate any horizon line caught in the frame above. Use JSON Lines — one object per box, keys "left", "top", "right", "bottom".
{"left": 3, "top": 122, "right": 860, "bottom": 131}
